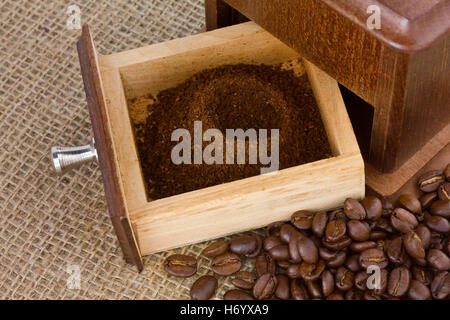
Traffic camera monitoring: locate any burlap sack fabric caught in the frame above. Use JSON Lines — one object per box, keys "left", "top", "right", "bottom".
{"left": 0, "top": 0, "right": 254, "bottom": 300}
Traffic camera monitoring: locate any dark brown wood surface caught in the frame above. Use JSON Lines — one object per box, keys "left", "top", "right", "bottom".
{"left": 77, "top": 25, "right": 143, "bottom": 271}
{"left": 377, "top": 0, "right": 442, "bottom": 20}
{"left": 218, "top": 0, "right": 450, "bottom": 174}
{"left": 372, "top": 37, "right": 450, "bottom": 171}
{"left": 205, "top": 0, "right": 248, "bottom": 30}
{"left": 323, "top": 0, "right": 449, "bottom": 52}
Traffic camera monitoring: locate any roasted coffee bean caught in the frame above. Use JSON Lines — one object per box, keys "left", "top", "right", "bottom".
{"left": 344, "top": 198, "right": 366, "bottom": 220}
{"left": 415, "top": 224, "right": 432, "bottom": 249}
{"left": 212, "top": 253, "right": 241, "bottom": 276}
{"left": 413, "top": 257, "right": 427, "bottom": 267}
{"left": 430, "top": 233, "right": 445, "bottom": 250}
{"left": 288, "top": 234, "right": 303, "bottom": 263}
{"left": 371, "top": 268, "right": 388, "bottom": 296}
{"left": 427, "top": 249, "right": 450, "bottom": 271}
{"left": 445, "top": 164, "right": 450, "bottom": 181}
{"left": 335, "top": 267, "right": 354, "bottom": 291}
{"left": 346, "top": 254, "right": 361, "bottom": 272}
{"left": 418, "top": 170, "right": 444, "bottom": 192}
{"left": 407, "top": 280, "right": 431, "bottom": 300}
{"left": 255, "top": 253, "right": 275, "bottom": 277}
{"left": 325, "top": 219, "right": 347, "bottom": 243}
{"left": 382, "top": 198, "right": 395, "bottom": 211}
{"left": 230, "top": 235, "right": 257, "bottom": 256}
{"left": 386, "top": 236, "right": 404, "bottom": 264}
{"left": 298, "top": 237, "right": 319, "bottom": 264}
{"left": 416, "top": 210, "right": 427, "bottom": 222}
{"left": 369, "top": 231, "right": 387, "bottom": 241}
{"left": 388, "top": 267, "right": 411, "bottom": 297}
{"left": 443, "top": 164, "right": 450, "bottom": 181}
{"left": 398, "top": 194, "right": 422, "bottom": 215}
{"left": 394, "top": 250, "right": 408, "bottom": 266}
{"left": 202, "top": 240, "right": 229, "bottom": 257}
{"left": 291, "top": 210, "right": 314, "bottom": 230}
{"left": 438, "top": 182, "right": 450, "bottom": 201}
{"left": 326, "top": 291, "right": 344, "bottom": 300}
{"left": 347, "top": 220, "right": 370, "bottom": 241}
{"left": 291, "top": 279, "right": 309, "bottom": 300}
{"left": 279, "top": 224, "right": 298, "bottom": 243}
{"left": 413, "top": 213, "right": 424, "bottom": 224}
{"left": 376, "top": 239, "right": 386, "bottom": 251}
{"left": 361, "top": 196, "right": 382, "bottom": 220}
{"left": 327, "top": 251, "right": 347, "bottom": 268}
{"left": 277, "top": 260, "right": 292, "bottom": 269}
{"left": 322, "top": 236, "right": 352, "bottom": 251}
{"left": 310, "top": 235, "right": 322, "bottom": 247}
{"left": 447, "top": 236, "right": 450, "bottom": 255}
{"left": 403, "top": 231, "right": 425, "bottom": 259}
{"left": 224, "top": 289, "right": 254, "bottom": 300}
{"left": 263, "top": 236, "right": 283, "bottom": 252}
{"left": 345, "top": 289, "right": 362, "bottom": 300}
{"left": 374, "top": 218, "right": 394, "bottom": 233}
{"left": 190, "top": 275, "right": 217, "bottom": 300}
{"left": 382, "top": 293, "right": 396, "bottom": 300}
{"left": 364, "top": 291, "right": 382, "bottom": 300}
{"left": 354, "top": 271, "right": 369, "bottom": 291}
{"left": 164, "top": 254, "right": 197, "bottom": 278}
{"left": 349, "top": 241, "right": 377, "bottom": 252}
{"left": 265, "top": 221, "right": 284, "bottom": 237}
{"left": 391, "top": 208, "right": 418, "bottom": 233}
{"left": 321, "top": 270, "right": 334, "bottom": 297}
{"left": 431, "top": 271, "right": 450, "bottom": 300}
{"left": 253, "top": 273, "right": 278, "bottom": 299}
{"left": 248, "top": 233, "right": 263, "bottom": 258}
{"left": 306, "top": 280, "right": 322, "bottom": 299}
{"left": 426, "top": 215, "right": 450, "bottom": 233}
{"left": 420, "top": 192, "right": 438, "bottom": 209}
{"left": 312, "top": 211, "right": 328, "bottom": 237}
{"left": 359, "top": 248, "right": 388, "bottom": 269}
{"left": 268, "top": 244, "right": 290, "bottom": 261}
{"left": 367, "top": 220, "right": 377, "bottom": 230}
{"left": 329, "top": 209, "right": 346, "bottom": 221}
{"left": 411, "top": 265, "right": 433, "bottom": 286}
{"left": 319, "top": 247, "right": 337, "bottom": 260}
{"left": 275, "top": 274, "right": 290, "bottom": 300}
{"left": 231, "top": 271, "right": 257, "bottom": 290}
{"left": 429, "top": 200, "right": 450, "bottom": 218}
{"left": 286, "top": 263, "right": 301, "bottom": 279}
{"left": 299, "top": 260, "right": 326, "bottom": 281}
{"left": 423, "top": 211, "right": 433, "bottom": 221}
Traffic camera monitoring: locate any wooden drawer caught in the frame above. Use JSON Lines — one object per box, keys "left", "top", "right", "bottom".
{"left": 78, "top": 22, "right": 364, "bottom": 270}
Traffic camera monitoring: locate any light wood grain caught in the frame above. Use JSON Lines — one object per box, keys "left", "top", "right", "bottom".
{"left": 101, "top": 22, "right": 271, "bottom": 69}
{"left": 135, "top": 153, "right": 364, "bottom": 255}
{"left": 98, "top": 22, "right": 364, "bottom": 256}
{"left": 303, "top": 60, "right": 360, "bottom": 157}
{"left": 100, "top": 68, "right": 149, "bottom": 211}
{"left": 103, "top": 22, "right": 302, "bottom": 100}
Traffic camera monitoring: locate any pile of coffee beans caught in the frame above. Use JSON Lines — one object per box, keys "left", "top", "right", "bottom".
{"left": 163, "top": 164, "right": 450, "bottom": 299}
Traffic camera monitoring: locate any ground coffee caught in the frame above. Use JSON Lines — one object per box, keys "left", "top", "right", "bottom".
{"left": 130, "top": 63, "right": 331, "bottom": 200}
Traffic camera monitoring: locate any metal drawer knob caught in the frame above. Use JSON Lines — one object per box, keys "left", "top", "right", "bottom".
{"left": 51, "top": 138, "right": 98, "bottom": 174}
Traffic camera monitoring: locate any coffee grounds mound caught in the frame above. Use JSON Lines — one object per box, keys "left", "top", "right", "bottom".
{"left": 131, "top": 63, "right": 332, "bottom": 200}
